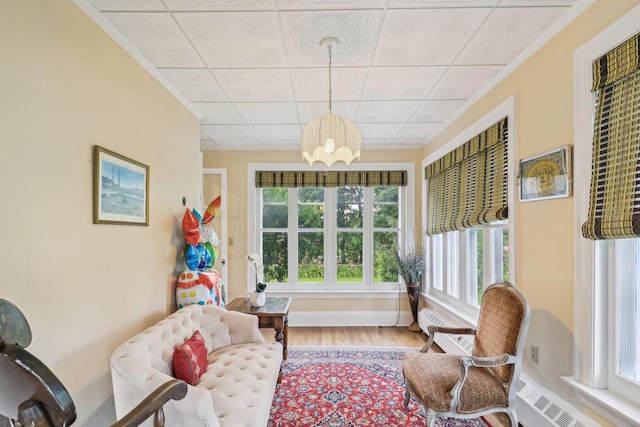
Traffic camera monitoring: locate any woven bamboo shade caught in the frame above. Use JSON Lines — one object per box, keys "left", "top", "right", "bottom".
{"left": 582, "top": 32, "right": 640, "bottom": 240}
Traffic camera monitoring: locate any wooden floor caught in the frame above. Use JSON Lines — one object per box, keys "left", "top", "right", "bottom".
{"left": 261, "top": 326, "right": 510, "bottom": 427}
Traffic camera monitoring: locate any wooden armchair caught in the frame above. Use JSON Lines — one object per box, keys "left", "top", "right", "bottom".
{"left": 402, "top": 282, "right": 530, "bottom": 427}
{"left": 0, "top": 299, "right": 187, "bottom": 427}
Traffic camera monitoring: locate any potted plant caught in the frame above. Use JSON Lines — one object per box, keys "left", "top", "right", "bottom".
{"left": 247, "top": 253, "right": 267, "bottom": 307}
{"left": 394, "top": 245, "right": 425, "bottom": 332}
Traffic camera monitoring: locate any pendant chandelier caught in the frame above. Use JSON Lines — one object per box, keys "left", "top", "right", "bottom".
{"left": 302, "top": 37, "right": 361, "bottom": 167}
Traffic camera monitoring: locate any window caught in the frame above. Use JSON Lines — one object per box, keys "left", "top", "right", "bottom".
{"left": 427, "top": 222, "right": 509, "bottom": 312}
{"left": 422, "top": 106, "right": 515, "bottom": 318}
{"left": 571, "top": 10, "right": 640, "bottom": 421}
{"left": 249, "top": 164, "right": 415, "bottom": 294}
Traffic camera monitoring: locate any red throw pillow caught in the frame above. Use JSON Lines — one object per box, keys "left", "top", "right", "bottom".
{"left": 172, "top": 330, "right": 208, "bottom": 385}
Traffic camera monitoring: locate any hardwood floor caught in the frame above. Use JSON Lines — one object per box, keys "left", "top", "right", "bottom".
{"left": 261, "top": 326, "right": 510, "bottom": 427}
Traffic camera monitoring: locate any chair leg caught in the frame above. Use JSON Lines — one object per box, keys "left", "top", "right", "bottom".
{"left": 426, "top": 408, "right": 437, "bottom": 427}
{"left": 403, "top": 384, "right": 411, "bottom": 409}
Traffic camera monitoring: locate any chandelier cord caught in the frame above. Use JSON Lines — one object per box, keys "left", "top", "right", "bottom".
{"left": 328, "top": 46, "right": 333, "bottom": 115}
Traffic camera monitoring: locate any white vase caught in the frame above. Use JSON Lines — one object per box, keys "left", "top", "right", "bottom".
{"left": 249, "top": 291, "right": 266, "bottom": 307}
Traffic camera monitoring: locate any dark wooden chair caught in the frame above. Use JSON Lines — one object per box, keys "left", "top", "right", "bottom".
{"left": 0, "top": 299, "right": 187, "bottom": 427}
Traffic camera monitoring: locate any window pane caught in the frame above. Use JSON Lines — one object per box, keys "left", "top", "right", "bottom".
{"left": 337, "top": 231, "right": 363, "bottom": 283}
{"left": 262, "top": 187, "right": 287, "bottom": 203}
{"left": 298, "top": 187, "right": 324, "bottom": 229}
{"left": 431, "top": 233, "right": 443, "bottom": 291}
{"left": 262, "top": 232, "right": 288, "bottom": 283}
{"left": 298, "top": 232, "right": 324, "bottom": 283}
{"left": 337, "top": 187, "right": 363, "bottom": 228}
{"left": 263, "top": 205, "right": 288, "bottom": 228}
{"left": 298, "top": 187, "right": 324, "bottom": 203}
{"left": 373, "top": 187, "right": 398, "bottom": 229}
{"left": 374, "top": 231, "right": 398, "bottom": 283}
{"left": 616, "top": 238, "right": 640, "bottom": 384}
{"left": 502, "top": 229, "right": 510, "bottom": 282}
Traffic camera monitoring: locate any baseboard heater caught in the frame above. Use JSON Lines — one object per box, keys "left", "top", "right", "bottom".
{"left": 417, "top": 308, "right": 600, "bottom": 427}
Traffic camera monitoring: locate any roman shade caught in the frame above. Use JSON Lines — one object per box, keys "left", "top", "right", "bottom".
{"left": 582, "top": 32, "right": 640, "bottom": 240}
{"left": 424, "top": 118, "right": 508, "bottom": 236}
{"left": 255, "top": 170, "right": 407, "bottom": 188}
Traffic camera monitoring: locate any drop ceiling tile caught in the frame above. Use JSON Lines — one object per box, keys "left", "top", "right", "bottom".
{"left": 250, "top": 125, "right": 302, "bottom": 140}
{"left": 193, "top": 103, "right": 243, "bottom": 124}
{"left": 280, "top": 10, "right": 382, "bottom": 67}
{"left": 362, "top": 139, "right": 393, "bottom": 148}
{"left": 278, "top": 0, "right": 387, "bottom": 10}
{"left": 175, "top": 12, "right": 286, "bottom": 67}
{"left": 166, "top": 0, "right": 276, "bottom": 11}
{"left": 357, "top": 123, "right": 403, "bottom": 139}
{"left": 362, "top": 66, "right": 447, "bottom": 100}
{"left": 410, "top": 100, "right": 467, "bottom": 122}
{"left": 89, "top": 0, "right": 167, "bottom": 11}
{"left": 428, "top": 66, "right": 502, "bottom": 99}
{"left": 296, "top": 101, "right": 359, "bottom": 122}
{"left": 291, "top": 68, "right": 367, "bottom": 101}
{"left": 355, "top": 101, "right": 421, "bottom": 123}
{"left": 103, "top": 13, "right": 203, "bottom": 67}
{"left": 200, "top": 130, "right": 212, "bottom": 141}
{"left": 159, "top": 69, "right": 228, "bottom": 102}
{"left": 201, "top": 124, "right": 256, "bottom": 140}
{"left": 213, "top": 69, "right": 293, "bottom": 102}
{"left": 388, "top": 0, "right": 498, "bottom": 7}
{"left": 455, "top": 7, "right": 569, "bottom": 65}
{"left": 396, "top": 123, "right": 441, "bottom": 139}
{"left": 373, "top": 8, "right": 491, "bottom": 66}
{"left": 213, "top": 140, "right": 261, "bottom": 148}
{"left": 235, "top": 103, "right": 299, "bottom": 124}
{"left": 260, "top": 139, "right": 300, "bottom": 147}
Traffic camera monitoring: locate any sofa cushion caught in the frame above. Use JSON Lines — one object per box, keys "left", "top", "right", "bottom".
{"left": 173, "top": 330, "right": 208, "bottom": 385}
{"left": 197, "top": 341, "right": 283, "bottom": 427}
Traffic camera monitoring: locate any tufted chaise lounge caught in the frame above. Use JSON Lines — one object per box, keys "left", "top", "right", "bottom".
{"left": 111, "top": 304, "right": 283, "bottom": 427}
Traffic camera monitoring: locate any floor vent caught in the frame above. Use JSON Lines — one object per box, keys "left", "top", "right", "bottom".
{"left": 417, "top": 308, "right": 600, "bottom": 427}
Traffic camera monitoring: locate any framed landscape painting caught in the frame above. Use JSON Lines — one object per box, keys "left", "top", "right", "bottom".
{"left": 93, "top": 145, "right": 149, "bottom": 225}
{"left": 519, "top": 145, "right": 572, "bottom": 202}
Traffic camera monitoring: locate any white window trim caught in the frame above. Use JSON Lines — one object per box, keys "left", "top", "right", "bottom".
{"left": 565, "top": 4, "right": 640, "bottom": 423}
{"left": 420, "top": 96, "right": 517, "bottom": 321}
{"left": 247, "top": 162, "right": 415, "bottom": 299}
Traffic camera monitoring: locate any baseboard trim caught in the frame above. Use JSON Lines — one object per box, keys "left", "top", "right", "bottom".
{"left": 288, "top": 310, "right": 414, "bottom": 327}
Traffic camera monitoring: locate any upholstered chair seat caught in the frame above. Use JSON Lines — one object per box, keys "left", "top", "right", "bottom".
{"left": 403, "top": 352, "right": 509, "bottom": 413}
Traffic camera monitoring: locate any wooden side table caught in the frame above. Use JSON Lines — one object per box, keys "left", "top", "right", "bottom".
{"left": 226, "top": 297, "right": 292, "bottom": 360}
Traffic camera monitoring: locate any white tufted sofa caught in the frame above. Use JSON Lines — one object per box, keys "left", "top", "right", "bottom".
{"left": 110, "top": 304, "right": 283, "bottom": 427}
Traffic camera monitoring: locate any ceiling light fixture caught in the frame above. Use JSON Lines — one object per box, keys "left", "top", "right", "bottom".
{"left": 302, "top": 37, "right": 361, "bottom": 167}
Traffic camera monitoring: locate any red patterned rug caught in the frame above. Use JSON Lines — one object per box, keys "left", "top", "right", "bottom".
{"left": 268, "top": 347, "right": 492, "bottom": 427}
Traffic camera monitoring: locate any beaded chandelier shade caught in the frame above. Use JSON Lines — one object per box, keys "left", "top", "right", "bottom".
{"left": 302, "top": 37, "right": 361, "bottom": 167}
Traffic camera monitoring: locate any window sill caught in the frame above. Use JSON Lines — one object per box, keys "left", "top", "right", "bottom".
{"left": 562, "top": 376, "right": 640, "bottom": 426}
{"left": 263, "top": 289, "right": 404, "bottom": 299}
{"left": 422, "top": 292, "right": 479, "bottom": 327}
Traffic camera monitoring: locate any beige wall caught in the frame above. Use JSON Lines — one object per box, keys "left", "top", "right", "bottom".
{"left": 421, "top": 0, "right": 639, "bottom": 424}
{"left": 202, "top": 149, "right": 422, "bottom": 313}
{"left": 0, "top": 0, "right": 201, "bottom": 423}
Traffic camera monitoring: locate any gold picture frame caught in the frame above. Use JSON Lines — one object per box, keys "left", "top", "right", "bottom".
{"left": 93, "top": 145, "right": 149, "bottom": 225}
{"left": 519, "top": 145, "right": 572, "bottom": 202}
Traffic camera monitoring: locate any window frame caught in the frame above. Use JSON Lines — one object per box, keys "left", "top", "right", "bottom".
{"left": 247, "top": 162, "right": 415, "bottom": 298}
{"left": 568, "top": 5, "right": 640, "bottom": 423}
{"left": 421, "top": 96, "right": 517, "bottom": 323}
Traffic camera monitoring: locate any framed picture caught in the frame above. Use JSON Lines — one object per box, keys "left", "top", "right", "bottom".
{"left": 93, "top": 145, "right": 149, "bottom": 225}
{"left": 519, "top": 145, "right": 572, "bottom": 202}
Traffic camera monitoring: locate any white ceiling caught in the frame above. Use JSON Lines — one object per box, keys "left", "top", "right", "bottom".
{"left": 85, "top": 0, "right": 579, "bottom": 151}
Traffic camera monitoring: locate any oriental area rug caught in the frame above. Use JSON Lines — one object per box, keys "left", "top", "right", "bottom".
{"left": 268, "top": 347, "right": 491, "bottom": 427}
